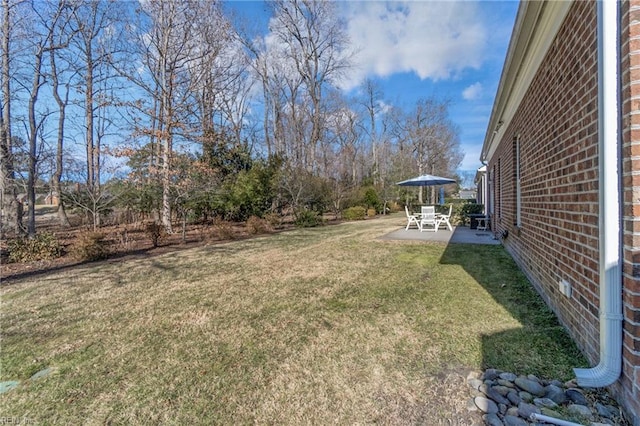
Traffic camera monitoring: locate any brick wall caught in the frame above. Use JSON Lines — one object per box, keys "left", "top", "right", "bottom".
{"left": 489, "top": 0, "right": 600, "bottom": 359}
{"left": 621, "top": 0, "right": 640, "bottom": 421}
{"left": 489, "top": 0, "right": 639, "bottom": 423}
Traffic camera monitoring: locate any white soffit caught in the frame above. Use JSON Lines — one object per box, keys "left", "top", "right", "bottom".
{"left": 482, "top": 1, "right": 572, "bottom": 163}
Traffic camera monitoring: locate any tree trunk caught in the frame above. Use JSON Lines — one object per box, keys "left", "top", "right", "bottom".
{"left": 85, "top": 39, "right": 94, "bottom": 193}
{"left": 0, "top": 0, "right": 22, "bottom": 235}
{"left": 26, "top": 49, "right": 45, "bottom": 236}
{"left": 49, "top": 47, "right": 70, "bottom": 227}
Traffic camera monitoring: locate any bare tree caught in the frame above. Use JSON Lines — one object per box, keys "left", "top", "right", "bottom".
{"left": 124, "top": 1, "right": 218, "bottom": 232}
{"left": 19, "top": 0, "right": 73, "bottom": 236}
{"left": 359, "top": 78, "right": 385, "bottom": 186}
{"left": 269, "top": 0, "right": 351, "bottom": 172}
{"left": 0, "top": 0, "right": 24, "bottom": 235}
{"left": 48, "top": 2, "right": 79, "bottom": 227}
{"left": 187, "top": 3, "right": 253, "bottom": 157}
{"left": 68, "top": 0, "right": 122, "bottom": 227}
{"left": 401, "top": 98, "right": 462, "bottom": 204}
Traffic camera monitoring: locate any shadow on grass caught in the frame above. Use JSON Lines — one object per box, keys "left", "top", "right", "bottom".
{"left": 439, "top": 243, "right": 587, "bottom": 380}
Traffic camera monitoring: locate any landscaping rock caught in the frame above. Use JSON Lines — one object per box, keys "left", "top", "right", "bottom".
{"left": 492, "top": 385, "right": 511, "bottom": 396}
{"left": 533, "top": 397, "right": 558, "bottom": 409}
{"left": 499, "top": 372, "right": 517, "bottom": 382}
{"left": 518, "top": 391, "right": 533, "bottom": 403}
{"left": 514, "top": 376, "right": 545, "bottom": 397}
{"left": 506, "top": 390, "right": 521, "bottom": 406}
{"left": 544, "top": 384, "right": 567, "bottom": 404}
{"left": 503, "top": 415, "right": 527, "bottom": 426}
{"left": 567, "top": 403, "right": 594, "bottom": 420}
{"left": 565, "top": 388, "right": 588, "bottom": 405}
{"left": 467, "top": 369, "right": 631, "bottom": 426}
{"left": 483, "top": 413, "right": 504, "bottom": 426}
{"left": 467, "top": 397, "right": 480, "bottom": 413}
{"left": 469, "top": 378, "right": 484, "bottom": 391}
{"left": 517, "top": 401, "right": 540, "bottom": 419}
{"left": 497, "top": 379, "right": 515, "bottom": 388}
{"left": 481, "top": 384, "right": 510, "bottom": 405}
{"left": 484, "top": 369, "right": 501, "bottom": 381}
{"left": 595, "top": 402, "right": 619, "bottom": 419}
{"left": 506, "top": 406, "right": 519, "bottom": 417}
{"left": 475, "top": 396, "right": 499, "bottom": 414}
{"left": 539, "top": 407, "right": 564, "bottom": 419}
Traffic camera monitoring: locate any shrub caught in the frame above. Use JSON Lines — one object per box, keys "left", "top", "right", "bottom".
{"left": 144, "top": 222, "right": 165, "bottom": 248}
{"left": 246, "top": 215, "right": 273, "bottom": 235}
{"left": 264, "top": 212, "right": 282, "bottom": 229}
{"left": 342, "top": 206, "right": 367, "bottom": 221}
{"left": 8, "top": 233, "right": 63, "bottom": 263}
{"left": 211, "top": 217, "right": 236, "bottom": 240}
{"left": 361, "top": 186, "right": 381, "bottom": 212}
{"left": 70, "top": 232, "right": 109, "bottom": 262}
{"left": 366, "top": 208, "right": 377, "bottom": 218}
{"left": 386, "top": 201, "right": 402, "bottom": 213}
{"left": 294, "top": 209, "right": 322, "bottom": 228}
{"left": 454, "top": 203, "right": 485, "bottom": 225}
{"left": 219, "top": 157, "right": 282, "bottom": 221}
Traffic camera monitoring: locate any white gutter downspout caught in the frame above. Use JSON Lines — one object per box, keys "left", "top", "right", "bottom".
{"left": 574, "top": 0, "right": 623, "bottom": 387}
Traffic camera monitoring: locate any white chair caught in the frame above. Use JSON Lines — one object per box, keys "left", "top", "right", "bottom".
{"left": 405, "top": 206, "right": 421, "bottom": 230}
{"left": 437, "top": 205, "right": 453, "bottom": 231}
{"left": 477, "top": 215, "right": 488, "bottom": 231}
{"left": 420, "top": 206, "right": 439, "bottom": 232}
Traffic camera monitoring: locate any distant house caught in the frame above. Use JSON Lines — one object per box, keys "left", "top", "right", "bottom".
{"left": 480, "top": 1, "right": 639, "bottom": 423}
{"left": 474, "top": 165, "right": 487, "bottom": 213}
{"left": 458, "top": 189, "right": 477, "bottom": 200}
{"left": 44, "top": 191, "right": 60, "bottom": 206}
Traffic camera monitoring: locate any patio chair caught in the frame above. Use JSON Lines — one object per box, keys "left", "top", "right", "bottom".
{"left": 420, "top": 205, "right": 439, "bottom": 232}
{"left": 405, "top": 206, "right": 421, "bottom": 230}
{"left": 477, "top": 214, "right": 489, "bottom": 231}
{"left": 437, "top": 204, "right": 453, "bottom": 231}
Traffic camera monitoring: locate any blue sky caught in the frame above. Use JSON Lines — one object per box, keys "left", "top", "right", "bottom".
{"left": 226, "top": 0, "right": 519, "bottom": 176}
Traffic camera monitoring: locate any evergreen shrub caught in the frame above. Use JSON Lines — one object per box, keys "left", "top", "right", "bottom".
{"left": 342, "top": 206, "right": 367, "bottom": 221}
{"left": 8, "top": 232, "right": 63, "bottom": 263}
{"left": 294, "top": 210, "right": 322, "bottom": 228}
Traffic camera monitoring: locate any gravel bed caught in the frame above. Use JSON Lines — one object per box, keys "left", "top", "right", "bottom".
{"left": 467, "top": 369, "right": 631, "bottom": 426}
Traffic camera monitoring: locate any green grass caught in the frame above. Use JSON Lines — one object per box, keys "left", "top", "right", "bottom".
{"left": 0, "top": 214, "right": 586, "bottom": 424}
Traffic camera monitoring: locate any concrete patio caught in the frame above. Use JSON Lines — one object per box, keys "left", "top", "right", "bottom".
{"left": 380, "top": 225, "right": 501, "bottom": 245}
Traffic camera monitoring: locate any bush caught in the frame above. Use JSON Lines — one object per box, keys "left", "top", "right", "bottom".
{"left": 70, "top": 232, "right": 109, "bottom": 262}
{"left": 367, "top": 208, "right": 377, "bottom": 218}
{"left": 264, "top": 212, "right": 282, "bottom": 229}
{"left": 246, "top": 215, "right": 273, "bottom": 235}
{"left": 386, "top": 201, "right": 402, "bottom": 213}
{"left": 219, "top": 157, "right": 281, "bottom": 221}
{"left": 454, "top": 203, "right": 485, "bottom": 225}
{"left": 211, "top": 217, "right": 236, "bottom": 240}
{"left": 144, "top": 222, "right": 165, "bottom": 248}
{"left": 8, "top": 232, "right": 63, "bottom": 263}
{"left": 361, "top": 186, "right": 381, "bottom": 212}
{"left": 342, "top": 206, "right": 367, "bottom": 221}
{"left": 294, "top": 209, "right": 322, "bottom": 228}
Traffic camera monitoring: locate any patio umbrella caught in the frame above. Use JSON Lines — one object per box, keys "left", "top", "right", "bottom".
{"left": 396, "top": 174, "right": 456, "bottom": 187}
{"left": 397, "top": 174, "right": 456, "bottom": 205}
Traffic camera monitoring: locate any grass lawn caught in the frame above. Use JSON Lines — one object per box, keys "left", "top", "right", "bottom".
{"left": 0, "top": 214, "right": 586, "bottom": 424}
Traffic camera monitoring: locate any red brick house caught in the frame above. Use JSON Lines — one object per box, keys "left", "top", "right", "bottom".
{"left": 480, "top": 1, "right": 639, "bottom": 423}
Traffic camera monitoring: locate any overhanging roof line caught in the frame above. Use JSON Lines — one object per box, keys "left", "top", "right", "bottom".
{"left": 480, "top": 1, "right": 572, "bottom": 163}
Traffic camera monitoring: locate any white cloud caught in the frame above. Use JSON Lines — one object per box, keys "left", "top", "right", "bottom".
{"left": 462, "top": 82, "right": 483, "bottom": 100}
{"left": 340, "top": 1, "right": 488, "bottom": 90}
